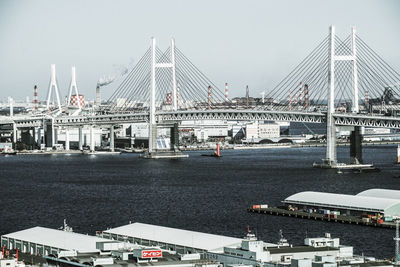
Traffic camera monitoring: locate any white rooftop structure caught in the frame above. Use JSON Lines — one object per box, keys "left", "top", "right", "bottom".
{"left": 103, "top": 222, "right": 242, "bottom": 252}
{"left": 283, "top": 191, "right": 400, "bottom": 217}
{"left": 357, "top": 188, "right": 400, "bottom": 200}
{"left": 2, "top": 226, "right": 110, "bottom": 253}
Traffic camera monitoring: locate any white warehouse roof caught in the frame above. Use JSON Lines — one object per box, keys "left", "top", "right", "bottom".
{"left": 357, "top": 188, "right": 400, "bottom": 200}
{"left": 2, "top": 226, "right": 110, "bottom": 253}
{"left": 103, "top": 222, "right": 242, "bottom": 252}
{"left": 283, "top": 191, "right": 400, "bottom": 216}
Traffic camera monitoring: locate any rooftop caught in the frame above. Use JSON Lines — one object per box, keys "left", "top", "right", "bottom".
{"left": 267, "top": 246, "right": 339, "bottom": 254}
{"left": 283, "top": 191, "right": 400, "bottom": 216}
{"left": 357, "top": 188, "right": 400, "bottom": 200}
{"left": 103, "top": 222, "right": 243, "bottom": 252}
{"left": 2, "top": 226, "right": 110, "bottom": 253}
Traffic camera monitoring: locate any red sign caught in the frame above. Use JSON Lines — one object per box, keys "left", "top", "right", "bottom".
{"left": 141, "top": 250, "right": 162, "bottom": 258}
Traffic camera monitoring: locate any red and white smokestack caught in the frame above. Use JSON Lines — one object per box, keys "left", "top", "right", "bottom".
{"left": 225, "top": 83, "right": 229, "bottom": 102}
{"left": 365, "top": 90, "right": 369, "bottom": 105}
{"left": 304, "top": 84, "right": 309, "bottom": 109}
{"left": 33, "top": 85, "right": 38, "bottom": 111}
{"left": 298, "top": 82, "right": 303, "bottom": 105}
{"left": 208, "top": 85, "right": 212, "bottom": 109}
{"left": 288, "top": 89, "right": 292, "bottom": 110}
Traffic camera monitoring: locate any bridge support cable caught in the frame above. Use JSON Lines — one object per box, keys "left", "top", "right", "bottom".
{"left": 106, "top": 48, "right": 152, "bottom": 112}
{"left": 104, "top": 39, "right": 228, "bottom": 114}
{"left": 264, "top": 36, "right": 331, "bottom": 111}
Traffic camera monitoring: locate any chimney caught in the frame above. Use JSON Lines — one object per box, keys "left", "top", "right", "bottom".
{"left": 246, "top": 85, "right": 249, "bottom": 107}
{"left": 304, "top": 84, "right": 309, "bottom": 109}
{"left": 225, "top": 83, "right": 229, "bottom": 102}
{"left": 208, "top": 85, "right": 212, "bottom": 109}
{"left": 298, "top": 82, "right": 303, "bottom": 105}
{"left": 8, "top": 97, "right": 13, "bottom": 117}
{"left": 96, "top": 85, "right": 101, "bottom": 106}
{"left": 33, "top": 85, "right": 38, "bottom": 111}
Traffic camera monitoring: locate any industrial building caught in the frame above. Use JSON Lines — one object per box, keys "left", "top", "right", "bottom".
{"left": 283, "top": 190, "right": 400, "bottom": 218}
{"left": 0, "top": 226, "right": 110, "bottom": 255}
{"left": 243, "top": 122, "right": 281, "bottom": 142}
{"left": 100, "top": 222, "right": 243, "bottom": 253}
{"left": 0, "top": 226, "right": 220, "bottom": 267}
{"left": 0, "top": 223, "right": 393, "bottom": 267}
{"left": 206, "top": 232, "right": 354, "bottom": 267}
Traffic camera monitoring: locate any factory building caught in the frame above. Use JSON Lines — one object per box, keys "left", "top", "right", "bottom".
{"left": 245, "top": 123, "right": 259, "bottom": 140}
{"left": 180, "top": 120, "right": 229, "bottom": 142}
{"left": 243, "top": 122, "right": 280, "bottom": 142}
{"left": 259, "top": 123, "right": 280, "bottom": 139}
{"left": 283, "top": 191, "right": 400, "bottom": 219}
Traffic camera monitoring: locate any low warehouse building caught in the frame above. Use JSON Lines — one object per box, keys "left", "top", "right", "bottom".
{"left": 0, "top": 226, "right": 110, "bottom": 256}
{"left": 100, "top": 222, "right": 243, "bottom": 253}
{"left": 283, "top": 191, "right": 400, "bottom": 217}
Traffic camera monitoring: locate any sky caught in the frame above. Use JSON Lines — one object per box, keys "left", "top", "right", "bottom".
{"left": 0, "top": 0, "right": 399, "bottom": 102}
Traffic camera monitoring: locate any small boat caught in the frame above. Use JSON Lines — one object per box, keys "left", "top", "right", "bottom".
{"left": 0, "top": 147, "right": 17, "bottom": 155}
{"left": 201, "top": 143, "right": 222, "bottom": 158}
{"left": 0, "top": 151, "right": 17, "bottom": 156}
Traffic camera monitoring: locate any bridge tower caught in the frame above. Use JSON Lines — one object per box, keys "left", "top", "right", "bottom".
{"left": 146, "top": 37, "right": 185, "bottom": 158}
{"left": 324, "top": 25, "right": 360, "bottom": 167}
{"left": 67, "top": 66, "right": 82, "bottom": 110}
{"left": 46, "top": 64, "right": 62, "bottom": 114}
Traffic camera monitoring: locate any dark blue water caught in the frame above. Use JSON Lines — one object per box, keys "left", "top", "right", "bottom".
{"left": 0, "top": 145, "right": 398, "bottom": 259}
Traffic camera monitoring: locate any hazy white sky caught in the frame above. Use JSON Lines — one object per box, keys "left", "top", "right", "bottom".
{"left": 0, "top": 0, "right": 399, "bottom": 101}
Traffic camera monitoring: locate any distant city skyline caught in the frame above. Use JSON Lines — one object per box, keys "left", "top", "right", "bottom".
{"left": 0, "top": 0, "right": 399, "bottom": 101}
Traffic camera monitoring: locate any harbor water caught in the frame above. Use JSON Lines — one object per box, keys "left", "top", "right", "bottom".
{"left": 0, "top": 145, "right": 398, "bottom": 259}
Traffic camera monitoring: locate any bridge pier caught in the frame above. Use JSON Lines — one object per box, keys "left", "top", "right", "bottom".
{"left": 142, "top": 123, "right": 187, "bottom": 159}
{"left": 317, "top": 25, "right": 337, "bottom": 168}
{"left": 170, "top": 123, "right": 179, "bottom": 152}
{"left": 37, "top": 127, "right": 41, "bottom": 148}
{"left": 65, "top": 128, "right": 70, "bottom": 151}
{"left": 149, "top": 124, "right": 157, "bottom": 154}
{"left": 12, "top": 123, "right": 17, "bottom": 148}
{"left": 44, "top": 122, "right": 53, "bottom": 148}
{"left": 90, "top": 126, "right": 95, "bottom": 152}
{"left": 78, "top": 126, "right": 83, "bottom": 150}
{"left": 110, "top": 125, "right": 115, "bottom": 152}
{"left": 54, "top": 127, "right": 58, "bottom": 145}
{"left": 350, "top": 126, "right": 362, "bottom": 164}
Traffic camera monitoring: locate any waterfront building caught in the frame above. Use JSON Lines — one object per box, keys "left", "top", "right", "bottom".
{"left": 283, "top": 190, "right": 400, "bottom": 219}
{"left": 0, "top": 223, "right": 393, "bottom": 267}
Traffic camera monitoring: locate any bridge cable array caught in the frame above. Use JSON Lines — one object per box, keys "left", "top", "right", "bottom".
{"left": 105, "top": 45, "right": 227, "bottom": 113}
{"left": 263, "top": 33, "right": 400, "bottom": 113}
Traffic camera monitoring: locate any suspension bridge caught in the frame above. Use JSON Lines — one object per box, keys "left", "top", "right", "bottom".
{"left": 2, "top": 25, "right": 400, "bottom": 164}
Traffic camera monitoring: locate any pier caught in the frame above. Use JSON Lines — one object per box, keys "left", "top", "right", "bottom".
{"left": 247, "top": 206, "right": 396, "bottom": 229}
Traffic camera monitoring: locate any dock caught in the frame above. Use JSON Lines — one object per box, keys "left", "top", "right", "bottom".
{"left": 140, "top": 151, "right": 189, "bottom": 159}
{"left": 247, "top": 206, "right": 396, "bottom": 229}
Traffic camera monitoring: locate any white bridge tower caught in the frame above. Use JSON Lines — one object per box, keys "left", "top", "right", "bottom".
{"left": 46, "top": 64, "right": 62, "bottom": 113}
{"left": 149, "top": 37, "right": 178, "bottom": 154}
{"left": 325, "top": 25, "right": 358, "bottom": 166}
{"left": 67, "top": 66, "right": 81, "bottom": 110}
